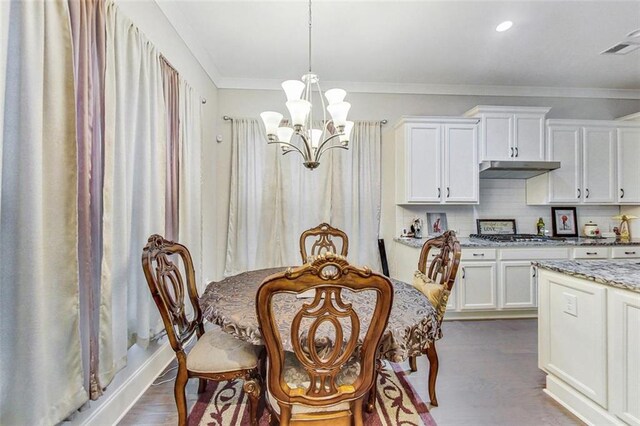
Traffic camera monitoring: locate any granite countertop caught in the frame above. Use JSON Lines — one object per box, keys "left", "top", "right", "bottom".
{"left": 394, "top": 236, "right": 640, "bottom": 249}
{"left": 533, "top": 260, "right": 640, "bottom": 293}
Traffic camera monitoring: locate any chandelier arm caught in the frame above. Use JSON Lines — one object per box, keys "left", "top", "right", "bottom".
{"left": 297, "top": 131, "right": 315, "bottom": 161}
{"left": 267, "top": 141, "right": 306, "bottom": 158}
{"left": 316, "top": 144, "right": 348, "bottom": 162}
{"left": 314, "top": 131, "right": 342, "bottom": 155}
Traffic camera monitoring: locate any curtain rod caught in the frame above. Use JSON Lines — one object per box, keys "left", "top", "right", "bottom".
{"left": 223, "top": 116, "right": 387, "bottom": 124}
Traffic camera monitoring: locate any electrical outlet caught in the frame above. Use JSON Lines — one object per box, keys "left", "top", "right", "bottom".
{"left": 563, "top": 292, "right": 578, "bottom": 317}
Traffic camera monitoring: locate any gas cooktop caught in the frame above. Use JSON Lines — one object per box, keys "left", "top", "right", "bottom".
{"left": 469, "top": 233, "right": 566, "bottom": 242}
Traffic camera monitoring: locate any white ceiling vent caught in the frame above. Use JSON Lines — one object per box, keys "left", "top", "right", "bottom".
{"left": 601, "top": 41, "right": 640, "bottom": 55}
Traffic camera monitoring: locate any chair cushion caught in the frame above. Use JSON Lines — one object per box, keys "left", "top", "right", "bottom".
{"left": 186, "top": 327, "right": 260, "bottom": 374}
{"left": 412, "top": 270, "right": 444, "bottom": 307}
{"left": 267, "top": 351, "right": 356, "bottom": 415}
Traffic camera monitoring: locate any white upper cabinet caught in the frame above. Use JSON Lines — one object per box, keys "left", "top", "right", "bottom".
{"left": 464, "top": 106, "right": 550, "bottom": 161}
{"left": 395, "top": 117, "right": 479, "bottom": 204}
{"left": 527, "top": 120, "right": 635, "bottom": 206}
{"left": 582, "top": 127, "right": 616, "bottom": 203}
{"left": 617, "top": 127, "right": 640, "bottom": 203}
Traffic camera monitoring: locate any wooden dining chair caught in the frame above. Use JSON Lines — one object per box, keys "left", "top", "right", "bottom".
{"left": 256, "top": 253, "right": 393, "bottom": 425}
{"left": 141, "top": 234, "right": 262, "bottom": 426}
{"left": 408, "top": 230, "right": 461, "bottom": 406}
{"left": 299, "top": 223, "right": 349, "bottom": 263}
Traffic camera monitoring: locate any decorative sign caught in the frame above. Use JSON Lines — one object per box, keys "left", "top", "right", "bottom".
{"left": 476, "top": 219, "right": 517, "bottom": 235}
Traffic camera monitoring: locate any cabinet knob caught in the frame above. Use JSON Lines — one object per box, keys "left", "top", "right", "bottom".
{"left": 532, "top": 267, "right": 537, "bottom": 278}
{"left": 510, "top": 147, "right": 514, "bottom": 157}
{"left": 461, "top": 267, "right": 466, "bottom": 279}
{"left": 515, "top": 147, "right": 519, "bottom": 157}
{"left": 585, "top": 188, "right": 590, "bottom": 199}
{"left": 621, "top": 188, "right": 625, "bottom": 199}
{"left": 472, "top": 253, "right": 485, "bottom": 257}
{"left": 447, "top": 187, "right": 450, "bottom": 198}
{"left": 437, "top": 187, "right": 441, "bottom": 198}
{"left": 624, "top": 251, "right": 636, "bottom": 255}
{"left": 586, "top": 252, "right": 598, "bottom": 255}
{"left": 577, "top": 188, "right": 581, "bottom": 199}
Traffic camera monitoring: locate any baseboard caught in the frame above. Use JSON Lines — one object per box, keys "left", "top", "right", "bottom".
{"left": 444, "top": 310, "right": 537, "bottom": 321}
{"left": 70, "top": 341, "right": 175, "bottom": 426}
{"left": 544, "top": 375, "right": 623, "bottom": 426}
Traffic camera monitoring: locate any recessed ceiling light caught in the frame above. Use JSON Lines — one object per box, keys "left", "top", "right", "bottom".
{"left": 496, "top": 21, "right": 513, "bottom": 32}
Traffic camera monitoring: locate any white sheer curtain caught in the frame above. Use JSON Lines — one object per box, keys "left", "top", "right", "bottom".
{"left": 179, "top": 79, "right": 203, "bottom": 290}
{"left": 225, "top": 120, "right": 381, "bottom": 276}
{"left": 99, "top": 1, "right": 166, "bottom": 385}
{"left": 0, "top": 1, "right": 87, "bottom": 424}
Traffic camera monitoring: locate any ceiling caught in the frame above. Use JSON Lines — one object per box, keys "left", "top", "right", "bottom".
{"left": 156, "top": 1, "right": 640, "bottom": 98}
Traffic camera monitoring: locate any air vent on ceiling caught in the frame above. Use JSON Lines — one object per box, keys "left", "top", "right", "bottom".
{"left": 601, "top": 41, "right": 640, "bottom": 55}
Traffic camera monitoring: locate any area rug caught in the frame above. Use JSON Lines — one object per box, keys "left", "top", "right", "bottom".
{"left": 188, "top": 361, "right": 437, "bottom": 425}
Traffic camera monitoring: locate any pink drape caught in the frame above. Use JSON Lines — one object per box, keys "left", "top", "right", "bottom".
{"left": 68, "top": 0, "right": 106, "bottom": 400}
{"left": 161, "top": 56, "right": 180, "bottom": 240}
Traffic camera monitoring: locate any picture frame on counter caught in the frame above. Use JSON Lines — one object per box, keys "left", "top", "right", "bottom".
{"left": 551, "top": 207, "right": 578, "bottom": 237}
{"left": 426, "top": 212, "right": 448, "bottom": 235}
{"left": 476, "top": 219, "right": 516, "bottom": 235}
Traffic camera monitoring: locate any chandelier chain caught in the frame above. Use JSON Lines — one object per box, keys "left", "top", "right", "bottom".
{"left": 308, "top": 0, "right": 312, "bottom": 73}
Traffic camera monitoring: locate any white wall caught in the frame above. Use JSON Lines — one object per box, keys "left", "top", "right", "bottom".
{"left": 218, "top": 88, "right": 639, "bottom": 274}
{"left": 115, "top": 1, "right": 220, "bottom": 281}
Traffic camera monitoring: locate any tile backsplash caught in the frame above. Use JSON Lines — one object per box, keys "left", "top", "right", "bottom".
{"left": 397, "top": 179, "right": 620, "bottom": 237}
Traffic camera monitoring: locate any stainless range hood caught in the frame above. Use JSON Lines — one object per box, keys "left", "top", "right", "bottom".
{"left": 479, "top": 160, "right": 561, "bottom": 179}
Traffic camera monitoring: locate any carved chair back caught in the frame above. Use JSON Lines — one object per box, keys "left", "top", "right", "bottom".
{"left": 256, "top": 254, "right": 393, "bottom": 411}
{"left": 299, "top": 223, "right": 349, "bottom": 263}
{"left": 141, "top": 234, "right": 204, "bottom": 355}
{"left": 417, "top": 231, "right": 461, "bottom": 323}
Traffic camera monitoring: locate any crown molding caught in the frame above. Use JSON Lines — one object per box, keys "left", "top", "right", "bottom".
{"left": 215, "top": 77, "right": 640, "bottom": 100}
{"left": 153, "top": 0, "right": 223, "bottom": 87}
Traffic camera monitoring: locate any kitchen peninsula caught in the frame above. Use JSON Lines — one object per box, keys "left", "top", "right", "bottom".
{"left": 536, "top": 260, "right": 640, "bottom": 426}
{"left": 392, "top": 235, "right": 640, "bottom": 320}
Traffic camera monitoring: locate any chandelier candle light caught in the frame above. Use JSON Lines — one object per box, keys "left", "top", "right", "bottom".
{"left": 260, "top": 0, "right": 353, "bottom": 170}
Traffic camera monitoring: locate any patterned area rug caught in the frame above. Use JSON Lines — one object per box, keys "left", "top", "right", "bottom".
{"left": 188, "top": 362, "right": 437, "bottom": 425}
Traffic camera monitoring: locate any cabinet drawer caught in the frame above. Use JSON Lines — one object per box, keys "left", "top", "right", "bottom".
{"left": 611, "top": 247, "right": 640, "bottom": 258}
{"left": 499, "top": 248, "right": 569, "bottom": 260}
{"left": 573, "top": 247, "right": 609, "bottom": 259}
{"left": 461, "top": 248, "right": 496, "bottom": 261}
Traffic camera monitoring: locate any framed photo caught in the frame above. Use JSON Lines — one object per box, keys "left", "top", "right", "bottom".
{"left": 426, "top": 213, "right": 448, "bottom": 235}
{"left": 476, "top": 219, "right": 516, "bottom": 235}
{"left": 551, "top": 207, "right": 578, "bottom": 237}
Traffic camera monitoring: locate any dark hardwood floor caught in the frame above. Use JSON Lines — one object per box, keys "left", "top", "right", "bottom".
{"left": 120, "top": 319, "right": 583, "bottom": 425}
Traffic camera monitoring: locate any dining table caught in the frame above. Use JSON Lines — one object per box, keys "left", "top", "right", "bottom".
{"left": 199, "top": 267, "right": 442, "bottom": 362}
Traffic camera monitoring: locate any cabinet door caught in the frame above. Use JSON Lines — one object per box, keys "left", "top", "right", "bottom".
{"left": 500, "top": 261, "right": 537, "bottom": 309}
{"left": 514, "top": 114, "right": 545, "bottom": 161}
{"left": 482, "top": 114, "right": 513, "bottom": 160}
{"left": 548, "top": 125, "right": 582, "bottom": 203}
{"left": 406, "top": 124, "right": 441, "bottom": 202}
{"left": 608, "top": 288, "right": 640, "bottom": 426}
{"left": 539, "top": 272, "right": 608, "bottom": 408}
{"left": 617, "top": 127, "right": 640, "bottom": 203}
{"left": 458, "top": 262, "right": 496, "bottom": 310}
{"left": 444, "top": 123, "right": 478, "bottom": 203}
{"left": 582, "top": 127, "right": 616, "bottom": 204}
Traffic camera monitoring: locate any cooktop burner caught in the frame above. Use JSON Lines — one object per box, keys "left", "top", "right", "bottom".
{"left": 469, "top": 233, "right": 566, "bottom": 242}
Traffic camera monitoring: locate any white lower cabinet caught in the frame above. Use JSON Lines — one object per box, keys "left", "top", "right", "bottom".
{"left": 539, "top": 268, "right": 640, "bottom": 425}
{"left": 392, "top": 241, "right": 639, "bottom": 322}
{"left": 458, "top": 262, "right": 496, "bottom": 310}
{"left": 608, "top": 288, "right": 640, "bottom": 426}
{"left": 500, "top": 261, "right": 537, "bottom": 309}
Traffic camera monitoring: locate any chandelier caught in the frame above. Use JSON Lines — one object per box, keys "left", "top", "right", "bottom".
{"left": 260, "top": 0, "right": 353, "bottom": 170}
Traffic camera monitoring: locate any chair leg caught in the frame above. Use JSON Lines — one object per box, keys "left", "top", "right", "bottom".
{"left": 174, "top": 365, "right": 189, "bottom": 426}
{"left": 365, "top": 358, "right": 383, "bottom": 413}
{"left": 353, "top": 399, "right": 364, "bottom": 426}
{"left": 243, "top": 374, "right": 261, "bottom": 426}
{"left": 426, "top": 343, "right": 439, "bottom": 407}
{"left": 198, "top": 378, "right": 207, "bottom": 394}
{"left": 409, "top": 354, "right": 418, "bottom": 372}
